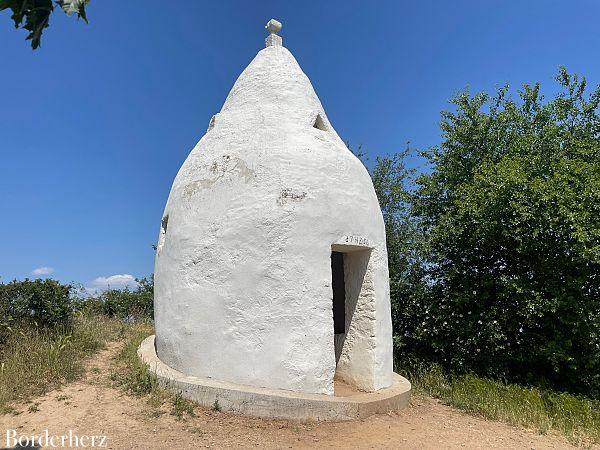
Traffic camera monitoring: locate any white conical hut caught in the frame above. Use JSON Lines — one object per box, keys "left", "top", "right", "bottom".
{"left": 154, "top": 20, "right": 394, "bottom": 396}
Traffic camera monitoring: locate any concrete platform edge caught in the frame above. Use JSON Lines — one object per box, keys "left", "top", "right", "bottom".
{"left": 138, "top": 335, "right": 411, "bottom": 421}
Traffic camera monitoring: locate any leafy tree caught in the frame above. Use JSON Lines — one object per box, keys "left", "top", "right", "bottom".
{"left": 0, "top": 0, "right": 89, "bottom": 49}
{"left": 398, "top": 68, "right": 600, "bottom": 397}
{"left": 366, "top": 150, "right": 429, "bottom": 358}
{"left": 350, "top": 145, "right": 430, "bottom": 369}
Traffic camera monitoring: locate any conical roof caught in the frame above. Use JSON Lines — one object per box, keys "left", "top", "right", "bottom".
{"left": 218, "top": 44, "right": 339, "bottom": 140}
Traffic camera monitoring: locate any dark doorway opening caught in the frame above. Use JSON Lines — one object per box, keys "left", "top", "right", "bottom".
{"left": 331, "top": 251, "right": 346, "bottom": 334}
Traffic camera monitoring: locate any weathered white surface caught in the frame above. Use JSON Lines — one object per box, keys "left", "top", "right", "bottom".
{"left": 265, "top": 33, "right": 282, "bottom": 48}
{"left": 154, "top": 38, "right": 394, "bottom": 395}
{"left": 139, "top": 335, "right": 411, "bottom": 420}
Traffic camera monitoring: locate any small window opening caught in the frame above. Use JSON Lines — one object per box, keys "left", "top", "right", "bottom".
{"left": 313, "top": 114, "right": 328, "bottom": 131}
{"left": 161, "top": 215, "right": 169, "bottom": 234}
{"left": 331, "top": 251, "right": 346, "bottom": 334}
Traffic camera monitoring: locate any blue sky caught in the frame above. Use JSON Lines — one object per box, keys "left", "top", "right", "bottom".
{"left": 1, "top": 1, "right": 599, "bottom": 290}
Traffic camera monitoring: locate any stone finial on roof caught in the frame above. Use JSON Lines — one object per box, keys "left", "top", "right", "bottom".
{"left": 265, "top": 19, "right": 282, "bottom": 47}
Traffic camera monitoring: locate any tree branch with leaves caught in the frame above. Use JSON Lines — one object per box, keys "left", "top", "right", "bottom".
{"left": 0, "top": 0, "right": 89, "bottom": 49}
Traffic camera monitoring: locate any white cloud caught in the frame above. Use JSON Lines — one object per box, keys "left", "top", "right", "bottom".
{"left": 87, "top": 274, "right": 138, "bottom": 293}
{"left": 32, "top": 266, "right": 54, "bottom": 276}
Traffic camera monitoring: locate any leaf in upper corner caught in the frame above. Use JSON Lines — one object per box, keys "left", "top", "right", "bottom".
{"left": 56, "top": 0, "right": 89, "bottom": 22}
{"left": 1, "top": 0, "right": 54, "bottom": 48}
{"left": 27, "top": 1, "right": 54, "bottom": 48}
{"left": 0, "top": 0, "right": 29, "bottom": 27}
{"left": 2, "top": 0, "right": 90, "bottom": 49}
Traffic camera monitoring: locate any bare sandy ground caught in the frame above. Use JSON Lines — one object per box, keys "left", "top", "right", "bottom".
{"left": 0, "top": 342, "right": 593, "bottom": 450}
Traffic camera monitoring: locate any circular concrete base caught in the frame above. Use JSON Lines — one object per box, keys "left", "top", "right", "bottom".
{"left": 138, "top": 335, "right": 411, "bottom": 421}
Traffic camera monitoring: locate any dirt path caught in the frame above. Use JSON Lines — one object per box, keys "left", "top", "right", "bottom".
{"left": 0, "top": 342, "right": 592, "bottom": 449}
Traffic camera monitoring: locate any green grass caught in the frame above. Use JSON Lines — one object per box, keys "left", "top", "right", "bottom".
{"left": 401, "top": 360, "right": 600, "bottom": 444}
{"left": 171, "top": 393, "right": 196, "bottom": 420}
{"left": 110, "top": 326, "right": 198, "bottom": 420}
{"left": 0, "top": 314, "right": 128, "bottom": 412}
{"left": 110, "top": 324, "right": 158, "bottom": 396}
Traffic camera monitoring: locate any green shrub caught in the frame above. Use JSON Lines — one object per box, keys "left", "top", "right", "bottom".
{"left": 81, "top": 277, "right": 153, "bottom": 320}
{"left": 0, "top": 279, "right": 74, "bottom": 342}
